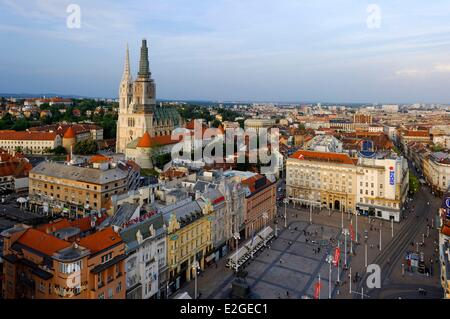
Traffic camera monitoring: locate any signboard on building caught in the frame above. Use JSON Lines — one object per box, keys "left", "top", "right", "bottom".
{"left": 389, "top": 166, "right": 395, "bottom": 185}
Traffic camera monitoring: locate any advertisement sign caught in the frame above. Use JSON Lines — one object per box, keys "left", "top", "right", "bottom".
{"left": 389, "top": 166, "right": 395, "bottom": 185}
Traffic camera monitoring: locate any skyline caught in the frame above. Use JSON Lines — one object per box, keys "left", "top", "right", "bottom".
{"left": 1, "top": 1, "right": 450, "bottom": 103}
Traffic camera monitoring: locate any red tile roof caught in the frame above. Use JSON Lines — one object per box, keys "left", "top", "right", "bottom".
{"left": 242, "top": 174, "right": 273, "bottom": 194}
{"left": 63, "top": 126, "right": 76, "bottom": 138}
{"left": 78, "top": 227, "right": 122, "bottom": 254}
{"left": 0, "top": 130, "right": 58, "bottom": 141}
{"left": 16, "top": 228, "right": 71, "bottom": 256}
{"left": 136, "top": 132, "right": 182, "bottom": 148}
{"left": 137, "top": 131, "right": 152, "bottom": 148}
{"left": 290, "top": 150, "right": 357, "bottom": 165}
{"left": 88, "top": 154, "right": 111, "bottom": 164}
{"left": 37, "top": 214, "right": 108, "bottom": 234}
{"left": 404, "top": 130, "right": 429, "bottom": 137}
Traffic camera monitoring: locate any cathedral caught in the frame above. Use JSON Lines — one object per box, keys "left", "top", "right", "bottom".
{"left": 116, "top": 39, "right": 183, "bottom": 154}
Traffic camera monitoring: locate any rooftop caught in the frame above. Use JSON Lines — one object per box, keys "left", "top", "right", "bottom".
{"left": 30, "top": 161, "right": 129, "bottom": 184}
{"left": 289, "top": 150, "right": 357, "bottom": 165}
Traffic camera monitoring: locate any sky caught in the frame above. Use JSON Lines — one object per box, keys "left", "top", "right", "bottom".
{"left": 1, "top": 0, "right": 450, "bottom": 103}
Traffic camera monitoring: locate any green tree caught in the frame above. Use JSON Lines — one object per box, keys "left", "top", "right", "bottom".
{"left": 73, "top": 139, "right": 99, "bottom": 155}
{"left": 51, "top": 146, "right": 67, "bottom": 155}
{"left": 409, "top": 171, "right": 420, "bottom": 194}
{"left": 12, "top": 118, "right": 30, "bottom": 131}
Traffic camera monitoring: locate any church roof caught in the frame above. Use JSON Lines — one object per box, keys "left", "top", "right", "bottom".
{"left": 137, "top": 131, "right": 152, "bottom": 148}
{"left": 63, "top": 126, "right": 75, "bottom": 139}
{"left": 153, "top": 106, "right": 182, "bottom": 126}
{"left": 130, "top": 132, "right": 182, "bottom": 149}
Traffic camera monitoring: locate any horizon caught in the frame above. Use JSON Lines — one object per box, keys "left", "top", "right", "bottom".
{"left": 1, "top": 1, "right": 450, "bottom": 104}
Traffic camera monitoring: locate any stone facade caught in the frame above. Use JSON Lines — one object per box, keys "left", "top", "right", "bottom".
{"left": 116, "top": 40, "right": 182, "bottom": 154}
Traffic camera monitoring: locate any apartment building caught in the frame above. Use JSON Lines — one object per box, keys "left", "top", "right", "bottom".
{"left": 241, "top": 174, "right": 276, "bottom": 239}
{"left": 0, "top": 130, "right": 62, "bottom": 154}
{"left": 160, "top": 198, "right": 213, "bottom": 295}
{"left": 28, "top": 161, "right": 140, "bottom": 217}
{"left": 424, "top": 152, "right": 450, "bottom": 195}
{"left": 120, "top": 213, "right": 167, "bottom": 299}
{"left": 286, "top": 150, "right": 409, "bottom": 221}
{"left": 356, "top": 154, "right": 409, "bottom": 222}
{"left": 286, "top": 150, "right": 358, "bottom": 213}
{"left": 439, "top": 191, "right": 450, "bottom": 299}
{"left": 1, "top": 223, "right": 126, "bottom": 299}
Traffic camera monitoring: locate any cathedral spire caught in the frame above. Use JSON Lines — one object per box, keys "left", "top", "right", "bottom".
{"left": 138, "top": 39, "right": 150, "bottom": 79}
{"left": 122, "top": 43, "right": 132, "bottom": 82}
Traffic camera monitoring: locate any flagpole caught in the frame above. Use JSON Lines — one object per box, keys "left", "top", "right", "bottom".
{"left": 337, "top": 240, "right": 340, "bottom": 283}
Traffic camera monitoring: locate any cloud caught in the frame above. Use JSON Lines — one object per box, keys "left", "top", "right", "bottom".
{"left": 395, "top": 68, "right": 423, "bottom": 77}
{"left": 433, "top": 63, "right": 450, "bottom": 73}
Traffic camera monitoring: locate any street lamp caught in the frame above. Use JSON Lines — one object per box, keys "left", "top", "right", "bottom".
{"left": 309, "top": 204, "right": 312, "bottom": 225}
{"left": 326, "top": 255, "right": 333, "bottom": 299}
{"left": 283, "top": 199, "right": 287, "bottom": 228}
{"left": 349, "top": 267, "right": 352, "bottom": 294}
{"left": 234, "top": 232, "right": 240, "bottom": 273}
{"left": 262, "top": 213, "right": 268, "bottom": 246}
{"left": 379, "top": 226, "right": 382, "bottom": 252}
{"left": 337, "top": 240, "right": 341, "bottom": 283}
{"left": 192, "top": 260, "right": 200, "bottom": 299}
{"left": 364, "top": 242, "right": 368, "bottom": 267}
{"left": 343, "top": 228, "right": 349, "bottom": 267}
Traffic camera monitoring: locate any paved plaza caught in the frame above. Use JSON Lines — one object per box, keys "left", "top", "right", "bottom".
{"left": 180, "top": 220, "right": 354, "bottom": 299}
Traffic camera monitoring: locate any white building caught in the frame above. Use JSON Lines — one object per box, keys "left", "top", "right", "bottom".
{"left": 356, "top": 154, "right": 409, "bottom": 222}
{"left": 120, "top": 213, "right": 167, "bottom": 299}
{"left": 0, "top": 130, "right": 61, "bottom": 154}
{"left": 382, "top": 104, "right": 399, "bottom": 113}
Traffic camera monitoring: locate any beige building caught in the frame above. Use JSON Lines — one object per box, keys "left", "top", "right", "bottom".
{"left": 0, "top": 130, "right": 61, "bottom": 154}
{"left": 28, "top": 161, "right": 140, "bottom": 217}
{"left": 424, "top": 152, "right": 450, "bottom": 195}
{"left": 286, "top": 150, "right": 358, "bottom": 212}
{"left": 160, "top": 198, "right": 213, "bottom": 294}
{"left": 244, "top": 118, "right": 275, "bottom": 134}
{"left": 286, "top": 150, "right": 409, "bottom": 221}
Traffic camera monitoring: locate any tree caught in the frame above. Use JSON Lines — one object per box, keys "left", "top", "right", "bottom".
{"left": 73, "top": 140, "right": 99, "bottom": 155}
{"left": 12, "top": 118, "right": 30, "bottom": 131}
{"left": 211, "top": 119, "right": 222, "bottom": 128}
{"left": 51, "top": 146, "right": 67, "bottom": 155}
{"left": 409, "top": 171, "right": 420, "bottom": 194}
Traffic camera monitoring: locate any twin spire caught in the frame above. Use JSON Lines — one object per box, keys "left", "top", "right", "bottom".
{"left": 122, "top": 39, "right": 150, "bottom": 82}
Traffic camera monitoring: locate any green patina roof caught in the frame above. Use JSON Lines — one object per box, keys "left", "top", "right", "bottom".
{"left": 153, "top": 106, "right": 182, "bottom": 126}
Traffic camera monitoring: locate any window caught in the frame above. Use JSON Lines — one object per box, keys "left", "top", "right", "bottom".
{"left": 59, "top": 260, "right": 82, "bottom": 274}
{"left": 108, "top": 288, "right": 113, "bottom": 299}
{"left": 98, "top": 293, "right": 105, "bottom": 299}
{"left": 116, "top": 282, "right": 122, "bottom": 294}
{"left": 101, "top": 252, "right": 113, "bottom": 264}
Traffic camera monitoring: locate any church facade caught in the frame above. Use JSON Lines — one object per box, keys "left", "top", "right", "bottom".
{"left": 116, "top": 39, "right": 183, "bottom": 154}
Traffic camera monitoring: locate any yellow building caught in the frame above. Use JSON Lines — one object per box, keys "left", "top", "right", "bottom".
{"left": 161, "top": 198, "right": 213, "bottom": 293}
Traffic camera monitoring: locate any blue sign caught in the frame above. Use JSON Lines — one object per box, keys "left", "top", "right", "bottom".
{"left": 446, "top": 208, "right": 450, "bottom": 219}
{"left": 389, "top": 170, "right": 395, "bottom": 185}
{"left": 445, "top": 198, "right": 450, "bottom": 209}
